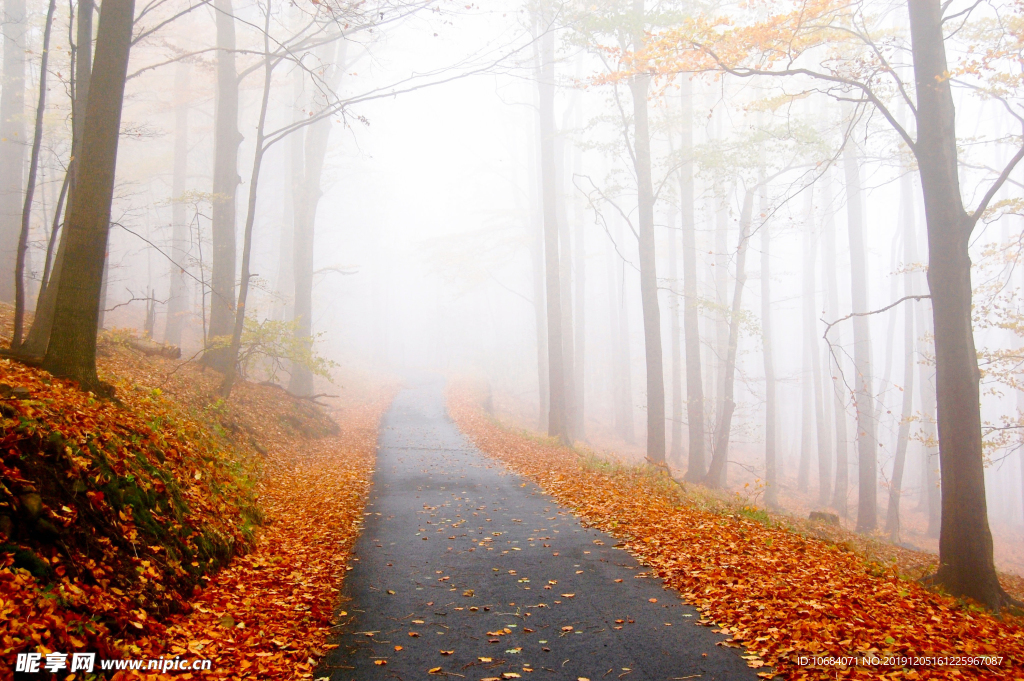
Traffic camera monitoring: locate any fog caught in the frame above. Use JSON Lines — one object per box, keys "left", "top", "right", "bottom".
{"left": 4, "top": 0, "right": 1024, "bottom": 587}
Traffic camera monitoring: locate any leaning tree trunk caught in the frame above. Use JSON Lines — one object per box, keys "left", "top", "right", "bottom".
{"left": 704, "top": 187, "right": 753, "bottom": 488}
{"left": 22, "top": 0, "right": 92, "bottom": 356}
{"left": 289, "top": 38, "right": 347, "bottom": 397}
{"left": 206, "top": 0, "right": 241, "bottom": 370}
{"left": 679, "top": 76, "right": 706, "bottom": 481}
{"left": 842, "top": 135, "right": 879, "bottom": 533}
{"left": 219, "top": 3, "right": 272, "bottom": 397}
{"left": 538, "top": 26, "right": 567, "bottom": 442}
{"left": 0, "top": 0, "right": 26, "bottom": 304}
{"left": 163, "top": 60, "right": 190, "bottom": 346}
{"left": 42, "top": 0, "right": 135, "bottom": 391}
{"left": 761, "top": 206, "right": 778, "bottom": 507}
{"left": 12, "top": 0, "right": 57, "bottom": 347}
{"left": 908, "top": 0, "right": 1008, "bottom": 608}
{"left": 885, "top": 172, "right": 917, "bottom": 538}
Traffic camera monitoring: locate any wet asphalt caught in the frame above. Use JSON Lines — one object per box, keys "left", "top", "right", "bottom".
{"left": 318, "top": 377, "right": 761, "bottom": 681}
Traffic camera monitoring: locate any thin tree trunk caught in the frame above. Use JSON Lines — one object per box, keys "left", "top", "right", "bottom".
{"left": 842, "top": 133, "right": 879, "bottom": 533}
{"left": 288, "top": 38, "right": 346, "bottom": 396}
{"left": 163, "top": 60, "right": 190, "bottom": 346}
{"left": 615, "top": 222, "right": 634, "bottom": 444}
{"left": 12, "top": 0, "right": 57, "bottom": 347}
{"left": 572, "top": 110, "right": 586, "bottom": 441}
{"left": 916, "top": 298, "right": 941, "bottom": 536}
{"left": 704, "top": 186, "right": 754, "bottom": 488}
{"left": 0, "top": 0, "right": 26, "bottom": 303}
{"left": 761, "top": 205, "right": 777, "bottom": 507}
{"left": 824, "top": 171, "right": 850, "bottom": 516}
{"left": 680, "top": 77, "right": 705, "bottom": 481}
{"left": 22, "top": 0, "right": 91, "bottom": 356}
{"left": 885, "top": 172, "right": 917, "bottom": 539}
{"left": 528, "top": 103, "right": 547, "bottom": 429}
{"left": 799, "top": 211, "right": 815, "bottom": 492}
{"left": 555, "top": 104, "right": 576, "bottom": 443}
{"left": 39, "top": 169, "right": 69, "bottom": 298}
{"left": 219, "top": 2, "right": 273, "bottom": 397}
{"left": 628, "top": 70, "right": 665, "bottom": 464}
{"left": 908, "top": 0, "right": 1008, "bottom": 608}
{"left": 538, "top": 26, "right": 567, "bottom": 442}
{"left": 206, "top": 0, "right": 241, "bottom": 368}
{"left": 668, "top": 206, "right": 683, "bottom": 465}
{"left": 42, "top": 0, "right": 135, "bottom": 391}
{"left": 806, "top": 188, "right": 832, "bottom": 505}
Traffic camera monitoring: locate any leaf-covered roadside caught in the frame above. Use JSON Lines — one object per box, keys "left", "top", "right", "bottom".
{"left": 0, "top": 353, "right": 263, "bottom": 671}
{"left": 447, "top": 383, "right": 1024, "bottom": 680}
{"left": 148, "top": 393, "right": 391, "bottom": 679}
{"left": 0, "top": 323, "right": 391, "bottom": 680}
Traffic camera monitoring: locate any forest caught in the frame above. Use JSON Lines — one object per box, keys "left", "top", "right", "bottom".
{"left": 1, "top": 0, "right": 1024, "bottom": 678}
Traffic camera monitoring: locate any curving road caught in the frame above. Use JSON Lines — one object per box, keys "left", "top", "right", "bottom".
{"left": 319, "top": 378, "right": 761, "bottom": 681}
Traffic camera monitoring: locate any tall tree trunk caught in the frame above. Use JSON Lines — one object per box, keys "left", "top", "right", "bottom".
{"left": 908, "top": 0, "right": 1007, "bottom": 608}
{"left": 679, "top": 77, "right": 705, "bottom": 481}
{"left": 823, "top": 171, "right": 850, "bottom": 516}
{"left": 842, "top": 134, "right": 879, "bottom": 533}
{"left": 21, "top": 0, "right": 91, "bottom": 356}
{"left": 0, "top": 0, "right": 26, "bottom": 303}
{"left": 806, "top": 189, "right": 832, "bottom": 505}
{"left": 799, "top": 210, "right": 815, "bottom": 492}
{"left": 614, "top": 222, "right": 634, "bottom": 444}
{"left": 555, "top": 105, "right": 576, "bottom": 443}
{"left": 528, "top": 106, "right": 548, "bottom": 429}
{"left": 42, "top": 0, "right": 135, "bottom": 391}
{"left": 219, "top": 2, "right": 273, "bottom": 397}
{"left": 628, "top": 64, "right": 665, "bottom": 464}
{"left": 761, "top": 204, "right": 778, "bottom": 507}
{"left": 668, "top": 206, "right": 683, "bottom": 465}
{"left": 206, "top": 0, "right": 241, "bottom": 369}
{"left": 572, "top": 112, "right": 586, "bottom": 441}
{"left": 538, "top": 26, "right": 567, "bottom": 442}
{"left": 704, "top": 187, "right": 754, "bottom": 488}
{"left": 885, "top": 172, "right": 918, "bottom": 539}
{"left": 288, "top": 38, "right": 346, "bottom": 397}
{"left": 163, "top": 60, "right": 190, "bottom": 346}
{"left": 12, "top": 0, "right": 57, "bottom": 346}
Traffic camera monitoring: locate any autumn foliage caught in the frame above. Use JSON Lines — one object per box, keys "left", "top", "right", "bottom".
{"left": 447, "top": 382, "right": 1024, "bottom": 680}
{"left": 0, "top": 314, "right": 392, "bottom": 679}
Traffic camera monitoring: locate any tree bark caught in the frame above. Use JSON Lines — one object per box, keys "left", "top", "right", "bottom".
{"left": 908, "top": 0, "right": 1008, "bottom": 608}
{"left": 536, "top": 25, "right": 567, "bottom": 441}
{"left": 885, "top": 172, "right": 917, "bottom": 539}
{"left": 288, "top": 38, "right": 346, "bottom": 397}
{"left": 799, "top": 210, "right": 815, "bottom": 492}
{"left": 572, "top": 108, "right": 586, "bottom": 441}
{"left": 842, "top": 134, "right": 879, "bottom": 533}
{"left": 628, "top": 73, "right": 665, "bottom": 463}
{"left": 668, "top": 205, "right": 683, "bottom": 465}
{"left": 12, "top": 0, "right": 57, "bottom": 347}
{"left": 163, "top": 60, "right": 190, "bottom": 346}
{"left": 679, "top": 77, "right": 706, "bottom": 481}
{"left": 0, "top": 0, "right": 26, "bottom": 303}
{"left": 42, "top": 0, "right": 135, "bottom": 391}
{"left": 219, "top": 2, "right": 273, "bottom": 397}
{"left": 21, "top": 0, "right": 91, "bottom": 356}
{"left": 614, "top": 221, "right": 634, "bottom": 444}
{"left": 206, "top": 0, "right": 241, "bottom": 370}
{"left": 823, "top": 171, "right": 850, "bottom": 516}
{"left": 760, "top": 202, "right": 777, "bottom": 507}
{"left": 704, "top": 187, "right": 753, "bottom": 488}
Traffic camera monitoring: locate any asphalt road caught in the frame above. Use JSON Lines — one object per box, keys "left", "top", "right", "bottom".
{"left": 319, "top": 378, "right": 761, "bottom": 681}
